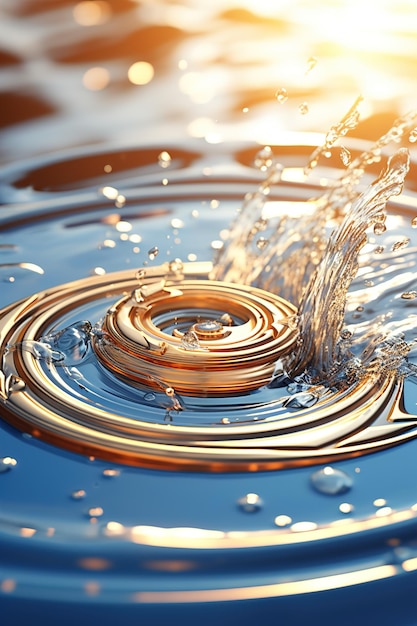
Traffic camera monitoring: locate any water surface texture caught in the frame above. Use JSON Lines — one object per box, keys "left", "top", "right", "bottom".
{"left": 1, "top": 3, "right": 417, "bottom": 626}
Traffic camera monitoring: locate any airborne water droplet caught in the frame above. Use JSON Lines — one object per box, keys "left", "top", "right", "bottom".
{"left": 254, "top": 146, "right": 273, "bottom": 171}
{"left": 71, "top": 489, "right": 86, "bottom": 500}
{"left": 237, "top": 493, "right": 263, "bottom": 513}
{"left": 275, "top": 88, "right": 288, "bottom": 104}
{"left": 102, "top": 469, "right": 120, "bottom": 478}
{"left": 391, "top": 237, "right": 410, "bottom": 251}
{"left": 0, "top": 457, "right": 17, "bottom": 473}
{"left": 310, "top": 466, "right": 353, "bottom": 495}
{"left": 373, "top": 222, "right": 387, "bottom": 236}
{"left": 340, "top": 145, "right": 351, "bottom": 166}
{"left": 299, "top": 102, "right": 309, "bottom": 115}
{"left": 158, "top": 151, "right": 172, "bottom": 168}
{"left": 148, "top": 246, "right": 159, "bottom": 260}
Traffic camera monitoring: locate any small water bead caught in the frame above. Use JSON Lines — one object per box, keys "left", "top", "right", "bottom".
{"left": 0, "top": 457, "right": 17, "bottom": 473}
{"left": 310, "top": 466, "right": 353, "bottom": 495}
{"left": 401, "top": 291, "right": 417, "bottom": 300}
{"left": 219, "top": 313, "right": 233, "bottom": 326}
{"left": 168, "top": 258, "right": 184, "bottom": 275}
{"left": 374, "top": 245, "right": 385, "bottom": 254}
{"left": 298, "top": 102, "right": 309, "bottom": 115}
{"left": 165, "top": 387, "right": 175, "bottom": 397}
{"left": 391, "top": 237, "right": 410, "bottom": 251}
{"left": 373, "top": 498, "right": 387, "bottom": 507}
{"left": 256, "top": 237, "right": 269, "bottom": 250}
{"left": 340, "top": 145, "right": 351, "bottom": 166}
{"left": 275, "top": 88, "right": 288, "bottom": 104}
{"left": 274, "top": 514, "right": 292, "bottom": 527}
{"left": 158, "top": 151, "right": 172, "bottom": 168}
{"left": 88, "top": 507, "right": 104, "bottom": 518}
{"left": 373, "top": 222, "right": 387, "bottom": 236}
{"left": 411, "top": 216, "right": 417, "bottom": 227}
{"left": 71, "top": 489, "right": 87, "bottom": 500}
{"left": 136, "top": 268, "right": 146, "bottom": 280}
{"left": 147, "top": 246, "right": 159, "bottom": 261}
{"left": 100, "top": 186, "right": 118, "bottom": 200}
{"left": 237, "top": 493, "right": 263, "bottom": 513}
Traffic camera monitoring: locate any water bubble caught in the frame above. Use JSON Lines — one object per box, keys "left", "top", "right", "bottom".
{"left": 275, "top": 88, "right": 288, "bottom": 104}
{"left": 401, "top": 291, "right": 417, "bottom": 300}
{"left": 147, "top": 246, "right": 159, "bottom": 261}
{"left": 391, "top": 237, "right": 410, "bottom": 251}
{"left": 373, "top": 223, "right": 387, "bottom": 236}
{"left": 310, "top": 466, "right": 353, "bottom": 495}
{"left": 181, "top": 330, "right": 201, "bottom": 351}
{"left": 340, "top": 146, "right": 351, "bottom": 166}
{"left": 237, "top": 493, "right": 263, "bottom": 513}
{"left": 299, "top": 102, "right": 309, "bottom": 115}
{"left": 305, "top": 56, "right": 318, "bottom": 74}
{"left": 256, "top": 237, "right": 269, "bottom": 250}
{"left": 71, "top": 489, "right": 87, "bottom": 500}
{"left": 158, "top": 151, "right": 172, "bottom": 168}
{"left": 0, "top": 457, "right": 17, "bottom": 473}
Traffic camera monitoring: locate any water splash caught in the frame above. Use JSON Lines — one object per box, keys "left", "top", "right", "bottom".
{"left": 287, "top": 148, "right": 410, "bottom": 378}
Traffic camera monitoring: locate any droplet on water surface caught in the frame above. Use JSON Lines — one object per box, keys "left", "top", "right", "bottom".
{"left": 310, "top": 466, "right": 353, "bottom": 495}
{"left": 0, "top": 457, "right": 17, "bottom": 473}
{"left": 237, "top": 493, "right": 263, "bottom": 513}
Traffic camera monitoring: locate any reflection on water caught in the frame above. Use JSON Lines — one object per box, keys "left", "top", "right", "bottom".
{"left": 1, "top": 0, "right": 417, "bottom": 164}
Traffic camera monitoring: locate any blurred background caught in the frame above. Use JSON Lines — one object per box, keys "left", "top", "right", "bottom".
{"left": 1, "top": 0, "right": 417, "bottom": 166}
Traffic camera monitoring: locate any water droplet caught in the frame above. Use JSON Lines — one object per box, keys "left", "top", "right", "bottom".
{"left": 305, "top": 55, "right": 318, "bottom": 74}
{"left": 299, "top": 102, "right": 309, "bottom": 115}
{"left": 274, "top": 514, "right": 292, "bottom": 527}
{"left": 412, "top": 216, "right": 417, "bottom": 228}
{"left": 71, "top": 489, "right": 87, "bottom": 500}
{"left": 254, "top": 146, "right": 273, "bottom": 171}
{"left": 373, "top": 223, "right": 387, "bottom": 236}
{"left": 391, "top": 237, "right": 410, "bottom": 251}
{"left": 88, "top": 507, "right": 104, "bottom": 518}
{"left": 100, "top": 186, "right": 119, "bottom": 200}
{"left": 409, "top": 128, "right": 417, "bottom": 143}
{"left": 144, "top": 392, "right": 156, "bottom": 401}
{"left": 340, "top": 145, "right": 351, "bottom": 166}
{"left": 165, "top": 387, "right": 175, "bottom": 397}
{"left": 256, "top": 237, "right": 269, "bottom": 250}
{"left": 401, "top": 291, "right": 417, "bottom": 300}
{"left": 373, "top": 498, "right": 387, "bottom": 507}
{"left": 275, "top": 88, "right": 288, "bottom": 104}
{"left": 148, "top": 246, "right": 159, "bottom": 261}
{"left": 102, "top": 469, "right": 120, "bottom": 478}
{"left": 158, "top": 151, "right": 172, "bottom": 168}
{"left": 0, "top": 457, "right": 17, "bottom": 473}
{"left": 374, "top": 245, "right": 385, "bottom": 254}
{"left": 221, "top": 417, "right": 230, "bottom": 424}
{"left": 339, "top": 502, "right": 354, "bottom": 514}
{"left": 219, "top": 313, "right": 233, "bottom": 326}
{"left": 310, "top": 466, "right": 353, "bottom": 495}
{"left": 181, "top": 330, "right": 201, "bottom": 351}
{"left": 169, "top": 258, "right": 184, "bottom": 274}
{"left": 237, "top": 493, "right": 263, "bottom": 513}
